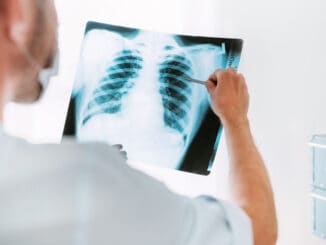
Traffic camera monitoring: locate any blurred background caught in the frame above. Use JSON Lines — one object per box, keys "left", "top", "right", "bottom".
{"left": 3, "top": 0, "right": 326, "bottom": 244}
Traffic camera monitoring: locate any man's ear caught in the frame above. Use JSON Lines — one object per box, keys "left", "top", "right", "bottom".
{"left": 5, "top": 0, "right": 38, "bottom": 51}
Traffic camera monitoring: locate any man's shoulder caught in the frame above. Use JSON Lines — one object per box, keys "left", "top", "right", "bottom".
{"left": 0, "top": 134, "right": 193, "bottom": 245}
{"left": 0, "top": 134, "right": 128, "bottom": 184}
{"left": 2, "top": 134, "right": 120, "bottom": 163}
{"left": 0, "top": 134, "right": 176, "bottom": 202}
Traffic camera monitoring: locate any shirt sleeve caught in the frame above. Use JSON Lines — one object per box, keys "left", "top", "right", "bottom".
{"left": 177, "top": 196, "right": 253, "bottom": 245}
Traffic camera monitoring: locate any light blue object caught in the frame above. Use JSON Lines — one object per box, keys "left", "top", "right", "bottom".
{"left": 310, "top": 135, "right": 326, "bottom": 240}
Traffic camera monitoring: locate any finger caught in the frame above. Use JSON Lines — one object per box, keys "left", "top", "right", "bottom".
{"left": 208, "top": 69, "right": 220, "bottom": 83}
{"left": 216, "top": 68, "right": 238, "bottom": 85}
{"left": 237, "top": 72, "right": 245, "bottom": 80}
{"left": 206, "top": 69, "right": 221, "bottom": 95}
{"left": 215, "top": 69, "right": 226, "bottom": 83}
{"left": 205, "top": 79, "right": 216, "bottom": 96}
{"left": 227, "top": 67, "right": 237, "bottom": 74}
{"left": 237, "top": 73, "right": 248, "bottom": 89}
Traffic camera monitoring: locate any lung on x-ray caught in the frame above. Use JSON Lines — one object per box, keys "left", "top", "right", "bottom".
{"left": 67, "top": 21, "right": 243, "bottom": 175}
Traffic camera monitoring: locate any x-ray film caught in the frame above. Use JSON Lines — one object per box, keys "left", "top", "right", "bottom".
{"left": 66, "top": 21, "right": 243, "bottom": 175}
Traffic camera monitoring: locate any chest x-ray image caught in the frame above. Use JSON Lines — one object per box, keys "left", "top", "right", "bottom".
{"left": 66, "top": 21, "right": 243, "bottom": 175}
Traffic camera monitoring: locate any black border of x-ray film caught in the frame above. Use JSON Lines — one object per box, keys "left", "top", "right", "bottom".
{"left": 64, "top": 21, "right": 243, "bottom": 176}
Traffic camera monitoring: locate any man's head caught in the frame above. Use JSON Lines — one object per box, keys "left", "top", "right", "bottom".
{"left": 0, "top": 0, "right": 58, "bottom": 105}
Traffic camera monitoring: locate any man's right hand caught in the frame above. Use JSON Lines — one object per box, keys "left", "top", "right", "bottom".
{"left": 205, "top": 68, "right": 249, "bottom": 129}
{"left": 205, "top": 68, "right": 278, "bottom": 245}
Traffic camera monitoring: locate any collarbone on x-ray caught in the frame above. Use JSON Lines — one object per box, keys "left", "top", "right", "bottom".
{"left": 73, "top": 24, "right": 235, "bottom": 172}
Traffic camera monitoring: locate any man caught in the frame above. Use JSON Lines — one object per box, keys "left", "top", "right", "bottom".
{"left": 0, "top": 0, "right": 277, "bottom": 244}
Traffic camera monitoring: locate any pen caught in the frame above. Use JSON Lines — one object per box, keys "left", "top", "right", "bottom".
{"left": 183, "top": 76, "right": 207, "bottom": 86}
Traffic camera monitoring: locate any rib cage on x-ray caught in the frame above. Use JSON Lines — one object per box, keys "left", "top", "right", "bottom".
{"left": 82, "top": 49, "right": 143, "bottom": 125}
{"left": 82, "top": 45, "right": 196, "bottom": 145}
{"left": 74, "top": 27, "right": 230, "bottom": 170}
{"left": 158, "top": 53, "right": 193, "bottom": 142}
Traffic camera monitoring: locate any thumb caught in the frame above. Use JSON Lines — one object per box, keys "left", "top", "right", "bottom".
{"left": 205, "top": 79, "right": 216, "bottom": 96}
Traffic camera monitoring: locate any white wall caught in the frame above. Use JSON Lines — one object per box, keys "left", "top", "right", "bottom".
{"left": 218, "top": 1, "right": 326, "bottom": 244}
{"left": 4, "top": 0, "right": 326, "bottom": 244}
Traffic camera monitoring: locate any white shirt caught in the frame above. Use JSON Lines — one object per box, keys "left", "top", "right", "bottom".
{"left": 0, "top": 130, "right": 252, "bottom": 245}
